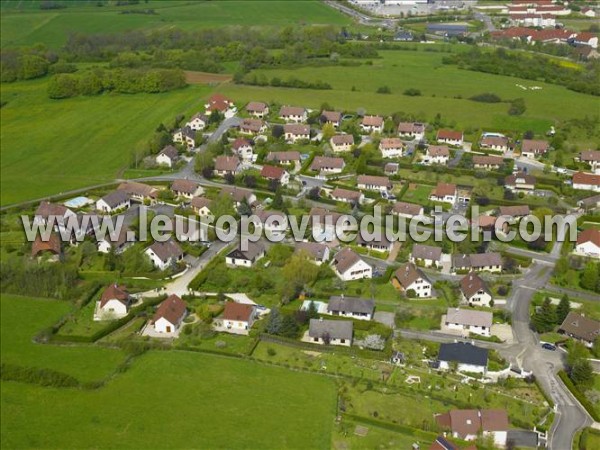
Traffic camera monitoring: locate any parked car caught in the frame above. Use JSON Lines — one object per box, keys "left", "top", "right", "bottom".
{"left": 541, "top": 343, "right": 556, "bottom": 351}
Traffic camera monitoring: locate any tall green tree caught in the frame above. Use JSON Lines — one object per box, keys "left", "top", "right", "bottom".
{"left": 556, "top": 294, "right": 571, "bottom": 324}
{"left": 532, "top": 297, "right": 556, "bottom": 333}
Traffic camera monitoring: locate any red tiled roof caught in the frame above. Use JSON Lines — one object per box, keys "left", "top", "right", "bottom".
{"left": 153, "top": 294, "right": 186, "bottom": 325}
{"left": 31, "top": 233, "right": 61, "bottom": 257}
{"left": 573, "top": 171, "right": 600, "bottom": 187}
{"left": 260, "top": 165, "right": 286, "bottom": 180}
{"left": 577, "top": 228, "right": 600, "bottom": 247}
{"left": 100, "top": 284, "right": 129, "bottom": 308}
{"left": 437, "top": 129, "right": 463, "bottom": 141}
{"left": 222, "top": 302, "right": 254, "bottom": 322}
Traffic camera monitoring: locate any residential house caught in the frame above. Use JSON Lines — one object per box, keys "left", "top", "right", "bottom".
{"left": 171, "top": 179, "right": 203, "bottom": 199}
{"left": 283, "top": 124, "right": 310, "bottom": 143}
{"left": 239, "top": 118, "right": 267, "bottom": 135}
{"left": 190, "top": 196, "right": 212, "bottom": 217}
{"left": 357, "top": 175, "right": 391, "bottom": 192}
{"left": 96, "top": 284, "right": 130, "bottom": 320}
{"left": 521, "top": 139, "right": 549, "bottom": 159}
{"left": 480, "top": 136, "right": 509, "bottom": 152}
{"left": 145, "top": 239, "right": 184, "bottom": 270}
{"left": 558, "top": 312, "right": 600, "bottom": 347}
{"left": 295, "top": 241, "right": 330, "bottom": 265}
{"left": 426, "top": 145, "right": 450, "bottom": 165}
{"left": 309, "top": 207, "right": 352, "bottom": 238}
{"left": 254, "top": 210, "right": 287, "bottom": 237}
{"left": 321, "top": 110, "right": 342, "bottom": 128}
{"left": 429, "top": 182, "right": 457, "bottom": 204}
{"left": 453, "top": 253, "right": 503, "bottom": 273}
{"left": 266, "top": 151, "right": 301, "bottom": 167}
{"left": 410, "top": 244, "right": 442, "bottom": 268}
{"left": 392, "top": 263, "right": 432, "bottom": 298}
{"left": 445, "top": 308, "right": 493, "bottom": 337}
{"left": 330, "top": 134, "right": 354, "bottom": 152}
{"left": 118, "top": 181, "right": 158, "bottom": 203}
{"left": 437, "top": 342, "right": 489, "bottom": 374}
{"left": 330, "top": 187, "right": 363, "bottom": 205}
{"left": 499, "top": 205, "right": 530, "bottom": 221}
{"left": 260, "top": 165, "right": 290, "bottom": 186}
{"left": 31, "top": 233, "right": 62, "bottom": 261}
{"left": 172, "top": 126, "right": 196, "bottom": 149}
{"left": 156, "top": 145, "right": 179, "bottom": 168}
{"left": 379, "top": 138, "right": 404, "bottom": 158}
{"left": 582, "top": 7, "right": 596, "bottom": 17}
{"left": 310, "top": 156, "right": 345, "bottom": 174}
{"left": 397, "top": 122, "right": 425, "bottom": 140}
{"left": 214, "top": 155, "right": 240, "bottom": 177}
{"left": 246, "top": 101, "right": 269, "bottom": 118}
{"left": 231, "top": 138, "right": 254, "bottom": 161}
{"left": 516, "top": 14, "right": 556, "bottom": 27}
{"left": 308, "top": 318, "right": 353, "bottom": 347}
{"left": 34, "top": 201, "right": 76, "bottom": 230}
{"left": 435, "top": 409, "right": 509, "bottom": 447}
{"left": 279, "top": 106, "right": 307, "bottom": 123}
{"left": 327, "top": 296, "right": 375, "bottom": 321}
{"left": 96, "top": 190, "right": 130, "bottom": 213}
{"left": 220, "top": 302, "right": 256, "bottom": 333}
{"left": 152, "top": 294, "right": 187, "bottom": 334}
{"left": 360, "top": 115, "right": 384, "bottom": 134}
{"left": 459, "top": 272, "right": 493, "bottom": 307}
{"left": 577, "top": 194, "right": 600, "bottom": 212}
{"left": 97, "top": 226, "right": 134, "bottom": 254}
{"left": 356, "top": 234, "right": 393, "bottom": 253}
{"left": 573, "top": 171, "right": 600, "bottom": 192}
{"left": 575, "top": 228, "right": 600, "bottom": 259}
{"left": 580, "top": 150, "right": 600, "bottom": 174}
{"left": 428, "top": 435, "right": 465, "bottom": 450}
{"left": 505, "top": 172, "right": 536, "bottom": 192}
{"left": 436, "top": 129, "right": 463, "bottom": 147}
{"left": 332, "top": 248, "right": 372, "bottom": 281}
{"left": 222, "top": 187, "right": 257, "bottom": 208}
{"left": 185, "top": 112, "right": 207, "bottom": 131}
{"left": 205, "top": 93, "right": 236, "bottom": 118}
{"left": 225, "top": 241, "right": 265, "bottom": 267}
{"left": 384, "top": 162, "right": 399, "bottom": 175}
{"left": 473, "top": 155, "right": 504, "bottom": 170}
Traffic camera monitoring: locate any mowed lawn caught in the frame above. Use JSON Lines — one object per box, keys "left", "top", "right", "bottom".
{"left": 1, "top": 0, "right": 350, "bottom": 48}
{"left": 0, "top": 79, "right": 210, "bottom": 205}
{"left": 1, "top": 351, "right": 338, "bottom": 449}
{"left": 0, "top": 294, "right": 127, "bottom": 382}
{"left": 229, "top": 49, "right": 599, "bottom": 133}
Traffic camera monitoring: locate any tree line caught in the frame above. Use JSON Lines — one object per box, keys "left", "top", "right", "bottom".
{"left": 442, "top": 47, "right": 600, "bottom": 96}
{"left": 47, "top": 67, "right": 186, "bottom": 99}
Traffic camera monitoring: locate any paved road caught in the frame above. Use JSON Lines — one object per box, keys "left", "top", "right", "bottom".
{"left": 507, "top": 258, "right": 593, "bottom": 450}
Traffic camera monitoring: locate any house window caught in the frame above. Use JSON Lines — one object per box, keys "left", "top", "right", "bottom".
{"left": 340, "top": 339, "right": 345, "bottom": 344}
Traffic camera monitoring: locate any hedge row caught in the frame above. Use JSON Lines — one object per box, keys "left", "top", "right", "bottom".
{"left": 0, "top": 363, "right": 80, "bottom": 388}
{"left": 558, "top": 370, "right": 600, "bottom": 421}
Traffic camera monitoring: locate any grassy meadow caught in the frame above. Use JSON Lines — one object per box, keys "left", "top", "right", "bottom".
{"left": 0, "top": 79, "right": 210, "bottom": 205}
{"left": 1, "top": 0, "right": 350, "bottom": 48}
{"left": 233, "top": 49, "right": 599, "bottom": 134}
{"left": 1, "top": 350, "right": 337, "bottom": 449}
{"left": 0, "top": 294, "right": 127, "bottom": 382}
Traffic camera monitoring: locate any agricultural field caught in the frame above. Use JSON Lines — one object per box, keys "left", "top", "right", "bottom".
{"left": 0, "top": 294, "right": 127, "bottom": 382}
{"left": 225, "top": 48, "right": 599, "bottom": 134}
{"left": 0, "top": 78, "right": 210, "bottom": 205}
{"left": 1, "top": 0, "right": 350, "bottom": 48}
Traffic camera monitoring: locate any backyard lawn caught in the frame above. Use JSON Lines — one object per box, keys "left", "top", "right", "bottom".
{"left": 1, "top": 350, "right": 338, "bottom": 449}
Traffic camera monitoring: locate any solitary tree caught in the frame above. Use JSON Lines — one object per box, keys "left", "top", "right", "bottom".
{"left": 556, "top": 294, "right": 571, "bottom": 324}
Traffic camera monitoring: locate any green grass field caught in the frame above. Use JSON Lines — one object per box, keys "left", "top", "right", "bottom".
{"left": 1, "top": 0, "right": 350, "bottom": 48}
{"left": 0, "top": 79, "right": 210, "bottom": 205}
{"left": 0, "top": 294, "right": 127, "bottom": 382}
{"left": 229, "top": 49, "right": 599, "bottom": 134}
{"left": 1, "top": 350, "right": 337, "bottom": 449}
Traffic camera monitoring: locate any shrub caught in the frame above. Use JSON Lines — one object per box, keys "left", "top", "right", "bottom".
{"left": 403, "top": 88, "right": 421, "bottom": 96}
{"left": 469, "top": 93, "right": 502, "bottom": 103}
{"left": 377, "top": 85, "right": 391, "bottom": 94}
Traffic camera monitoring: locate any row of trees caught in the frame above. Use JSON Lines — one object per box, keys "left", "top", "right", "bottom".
{"left": 443, "top": 47, "right": 600, "bottom": 96}
{"left": 47, "top": 67, "right": 186, "bottom": 99}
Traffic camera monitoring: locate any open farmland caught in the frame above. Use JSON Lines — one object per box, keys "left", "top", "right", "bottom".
{"left": 0, "top": 0, "right": 350, "bottom": 48}
{"left": 0, "top": 295, "right": 127, "bottom": 382}
{"left": 227, "top": 48, "right": 599, "bottom": 133}
{"left": 1, "top": 350, "right": 337, "bottom": 449}
{"left": 0, "top": 79, "right": 211, "bottom": 205}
